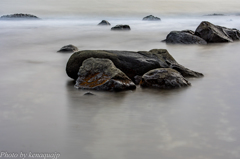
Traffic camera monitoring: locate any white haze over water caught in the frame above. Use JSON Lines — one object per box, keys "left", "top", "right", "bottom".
{"left": 1, "top": 0, "right": 240, "bottom": 18}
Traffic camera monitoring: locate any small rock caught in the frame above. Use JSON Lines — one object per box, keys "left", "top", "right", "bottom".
{"left": 140, "top": 68, "right": 191, "bottom": 89}
{"left": 75, "top": 58, "right": 136, "bottom": 91}
{"left": 143, "top": 15, "right": 161, "bottom": 21}
{"left": 98, "top": 20, "right": 111, "bottom": 25}
{"left": 57, "top": 44, "right": 78, "bottom": 53}
{"left": 134, "top": 75, "right": 142, "bottom": 85}
{"left": 111, "top": 25, "right": 131, "bottom": 31}
{"left": 83, "top": 92, "right": 95, "bottom": 95}
{"left": 205, "top": 13, "right": 224, "bottom": 16}
{"left": 0, "top": 13, "right": 39, "bottom": 20}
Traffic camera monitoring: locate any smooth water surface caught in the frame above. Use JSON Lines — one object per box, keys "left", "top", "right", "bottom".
{"left": 0, "top": 16, "right": 240, "bottom": 159}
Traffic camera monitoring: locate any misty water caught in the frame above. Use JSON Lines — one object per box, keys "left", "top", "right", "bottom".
{"left": 1, "top": 13, "right": 240, "bottom": 159}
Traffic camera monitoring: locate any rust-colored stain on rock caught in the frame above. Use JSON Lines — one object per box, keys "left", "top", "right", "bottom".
{"left": 78, "top": 73, "right": 110, "bottom": 88}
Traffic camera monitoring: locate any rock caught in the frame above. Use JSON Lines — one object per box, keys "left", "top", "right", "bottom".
{"left": 181, "top": 30, "right": 195, "bottom": 35}
{"left": 83, "top": 92, "right": 95, "bottom": 95}
{"left": 0, "top": 13, "right": 39, "bottom": 20}
{"left": 143, "top": 15, "right": 161, "bottom": 21}
{"left": 75, "top": 58, "right": 136, "bottom": 91}
{"left": 195, "top": 21, "right": 240, "bottom": 43}
{"left": 57, "top": 44, "right": 78, "bottom": 53}
{"left": 165, "top": 31, "right": 207, "bottom": 44}
{"left": 134, "top": 75, "right": 142, "bottom": 85}
{"left": 140, "top": 68, "right": 191, "bottom": 89}
{"left": 166, "top": 61, "right": 203, "bottom": 78}
{"left": 98, "top": 20, "right": 111, "bottom": 25}
{"left": 111, "top": 25, "right": 131, "bottom": 31}
{"left": 205, "top": 13, "right": 224, "bottom": 16}
{"left": 66, "top": 49, "right": 203, "bottom": 82}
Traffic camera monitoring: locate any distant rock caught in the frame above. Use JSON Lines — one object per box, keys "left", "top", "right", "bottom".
{"left": 140, "top": 68, "right": 191, "bottom": 89}
{"left": 57, "top": 44, "right": 78, "bottom": 53}
{"left": 143, "top": 15, "right": 161, "bottom": 21}
{"left": 111, "top": 25, "right": 131, "bottom": 31}
{"left": 165, "top": 30, "right": 207, "bottom": 45}
{"left": 98, "top": 20, "right": 111, "bottom": 25}
{"left": 163, "top": 21, "right": 240, "bottom": 44}
{"left": 0, "top": 13, "right": 39, "bottom": 20}
{"left": 195, "top": 21, "right": 240, "bottom": 43}
{"left": 205, "top": 13, "right": 224, "bottom": 16}
{"left": 75, "top": 58, "right": 136, "bottom": 91}
{"left": 66, "top": 49, "right": 203, "bottom": 81}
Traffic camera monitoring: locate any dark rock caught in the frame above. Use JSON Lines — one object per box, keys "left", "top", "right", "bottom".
{"left": 111, "top": 25, "right": 131, "bottom": 31}
{"left": 140, "top": 68, "right": 191, "bottom": 89}
{"left": 83, "top": 92, "right": 95, "bottom": 95}
{"left": 205, "top": 13, "right": 224, "bottom": 16}
{"left": 0, "top": 13, "right": 39, "bottom": 20}
{"left": 75, "top": 58, "right": 136, "bottom": 91}
{"left": 165, "top": 31, "right": 207, "bottom": 44}
{"left": 166, "top": 61, "right": 203, "bottom": 78}
{"left": 98, "top": 20, "right": 111, "bottom": 25}
{"left": 57, "top": 44, "right": 78, "bottom": 53}
{"left": 66, "top": 49, "right": 203, "bottom": 81}
{"left": 143, "top": 15, "right": 161, "bottom": 21}
{"left": 134, "top": 75, "right": 142, "bottom": 85}
{"left": 195, "top": 21, "right": 240, "bottom": 43}
{"left": 181, "top": 30, "right": 195, "bottom": 35}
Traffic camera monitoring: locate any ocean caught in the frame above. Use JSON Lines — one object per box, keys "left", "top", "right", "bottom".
{"left": 1, "top": 1, "right": 240, "bottom": 159}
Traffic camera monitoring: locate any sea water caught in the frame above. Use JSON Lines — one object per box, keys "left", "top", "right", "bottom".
{"left": 1, "top": 4, "right": 240, "bottom": 159}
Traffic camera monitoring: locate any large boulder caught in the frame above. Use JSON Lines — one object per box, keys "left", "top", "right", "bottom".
{"left": 195, "top": 21, "right": 240, "bottom": 43}
{"left": 98, "top": 20, "right": 111, "bottom": 25}
{"left": 165, "top": 30, "right": 207, "bottom": 44}
{"left": 57, "top": 44, "right": 78, "bottom": 53}
{"left": 111, "top": 25, "right": 131, "bottom": 31}
{"left": 143, "top": 15, "right": 161, "bottom": 21}
{"left": 75, "top": 58, "right": 136, "bottom": 91}
{"left": 66, "top": 49, "right": 203, "bottom": 83}
{"left": 140, "top": 68, "right": 191, "bottom": 89}
{"left": 0, "top": 13, "right": 39, "bottom": 20}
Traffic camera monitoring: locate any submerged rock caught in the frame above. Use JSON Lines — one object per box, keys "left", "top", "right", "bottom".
{"left": 165, "top": 31, "right": 207, "bottom": 44}
{"left": 143, "top": 15, "right": 161, "bottom": 21}
{"left": 57, "top": 44, "right": 78, "bottom": 53}
{"left": 205, "top": 13, "right": 224, "bottom": 16}
{"left": 66, "top": 49, "right": 203, "bottom": 81}
{"left": 195, "top": 21, "right": 240, "bottom": 43}
{"left": 98, "top": 20, "right": 111, "bottom": 25}
{"left": 140, "top": 68, "right": 191, "bottom": 89}
{"left": 111, "top": 25, "right": 131, "bottom": 31}
{"left": 0, "top": 13, "right": 39, "bottom": 20}
{"left": 83, "top": 92, "right": 95, "bottom": 95}
{"left": 75, "top": 58, "right": 136, "bottom": 91}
